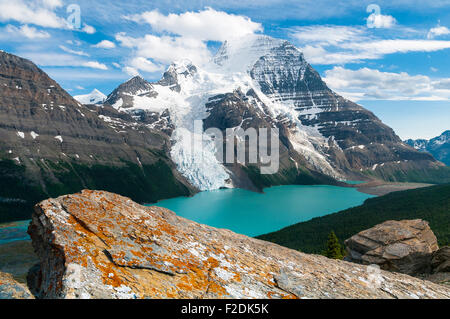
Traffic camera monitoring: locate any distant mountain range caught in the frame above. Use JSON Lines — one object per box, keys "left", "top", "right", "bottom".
{"left": 405, "top": 131, "right": 450, "bottom": 166}
{"left": 0, "top": 34, "right": 449, "bottom": 222}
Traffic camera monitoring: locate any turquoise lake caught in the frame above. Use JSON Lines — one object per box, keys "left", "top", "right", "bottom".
{"left": 0, "top": 220, "right": 31, "bottom": 245}
{"left": 151, "top": 185, "right": 374, "bottom": 237}
{"left": 0, "top": 184, "right": 374, "bottom": 243}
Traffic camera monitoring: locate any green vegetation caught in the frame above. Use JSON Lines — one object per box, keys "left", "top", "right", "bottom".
{"left": 243, "top": 165, "right": 337, "bottom": 190}
{"left": 364, "top": 166, "right": 450, "bottom": 184}
{"left": 258, "top": 184, "right": 450, "bottom": 254}
{"left": 323, "top": 231, "right": 345, "bottom": 260}
{"left": 0, "top": 158, "right": 192, "bottom": 223}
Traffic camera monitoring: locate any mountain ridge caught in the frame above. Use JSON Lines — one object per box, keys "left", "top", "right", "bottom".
{"left": 405, "top": 131, "right": 450, "bottom": 166}
{"left": 98, "top": 34, "right": 446, "bottom": 190}
{"left": 0, "top": 50, "right": 195, "bottom": 223}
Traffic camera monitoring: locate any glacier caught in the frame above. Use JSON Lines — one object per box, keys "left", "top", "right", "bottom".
{"left": 108, "top": 34, "right": 343, "bottom": 190}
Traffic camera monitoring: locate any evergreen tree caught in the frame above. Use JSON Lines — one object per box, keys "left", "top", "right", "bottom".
{"left": 324, "top": 231, "right": 345, "bottom": 260}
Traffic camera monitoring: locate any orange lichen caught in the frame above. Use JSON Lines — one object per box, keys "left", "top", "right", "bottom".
{"left": 36, "top": 191, "right": 450, "bottom": 300}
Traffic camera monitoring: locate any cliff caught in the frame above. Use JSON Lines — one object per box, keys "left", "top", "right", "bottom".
{"left": 27, "top": 190, "right": 450, "bottom": 299}
{"left": 0, "top": 51, "right": 195, "bottom": 223}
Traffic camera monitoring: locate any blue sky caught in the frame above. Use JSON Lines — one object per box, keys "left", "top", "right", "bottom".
{"left": 0, "top": 0, "right": 449, "bottom": 139}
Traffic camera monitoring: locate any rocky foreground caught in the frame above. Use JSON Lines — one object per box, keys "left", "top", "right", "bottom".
{"left": 25, "top": 190, "right": 450, "bottom": 299}
{"left": 0, "top": 271, "right": 34, "bottom": 299}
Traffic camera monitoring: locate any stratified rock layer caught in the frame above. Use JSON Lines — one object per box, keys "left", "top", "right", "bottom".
{"left": 28, "top": 190, "right": 450, "bottom": 299}
{"left": 0, "top": 271, "right": 34, "bottom": 299}
{"left": 345, "top": 220, "right": 439, "bottom": 275}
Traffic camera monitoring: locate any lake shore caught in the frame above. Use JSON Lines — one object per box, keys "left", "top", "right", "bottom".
{"left": 355, "top": 181, "right": 434, "bottom": 196}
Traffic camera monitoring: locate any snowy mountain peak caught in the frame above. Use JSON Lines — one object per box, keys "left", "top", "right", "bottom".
{"left": 74, "top": 89, "right": 106, "bottom": 105}
{"left": 158, "top": 59, "right": 197, "bottom": 91}
{"left": 122, "top": 75, "right": 153, "bottom": 92}
{"left": 211, "top": 34, "right": 296, "bottom": 73}
{"left": 99, "top": 34, "right": 438, "bottom": 191}
{"left": 104, "top": 75, "right": 156, "bottom": 109}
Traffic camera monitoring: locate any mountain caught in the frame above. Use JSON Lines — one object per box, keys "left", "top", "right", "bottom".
{"left": 0, "top": 51, "right": 194, "bottom": 223}
{"left": 73, "top": 89, "right": 106, "bottom": 105}
{"left": 1, "top": 35, "right": 448, "bottom": 222}
{"left": 258, "top": 184, "right": 450, "bottom": 253}
{"left": 405, "top": 131, "right": 450, "bottom": 166}
{"left": 103, "top": 34, "right": 446, "bottom": 190}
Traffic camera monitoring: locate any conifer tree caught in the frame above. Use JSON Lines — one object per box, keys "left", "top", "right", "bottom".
{"left": 324, "top": 231, "right": 345, "bottom": 260}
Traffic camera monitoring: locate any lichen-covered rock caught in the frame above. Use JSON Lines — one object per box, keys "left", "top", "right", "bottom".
{"left": 0, "top": 271, "right": 34, "bottom": 299}
{"left": 28, "top": 190, "right": 450, "bottom": 299}
{"left": 345, "top": 220, "right": 439, "bottom": 275}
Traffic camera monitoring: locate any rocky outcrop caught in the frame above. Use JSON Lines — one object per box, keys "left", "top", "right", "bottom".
{"left": 27, "top": 190, "right": 450, "bottom": 299}
{"left": 345, "top": 220, "right": 439, "bottom": 275}
{"left": 104, "top": 75, "right": 158, "bottom": 110}
{"left": 0, "top": 271, "right": 34, "bottom": 299}
{"left": 432, "top": 246, "right": 450, "bottom": 274}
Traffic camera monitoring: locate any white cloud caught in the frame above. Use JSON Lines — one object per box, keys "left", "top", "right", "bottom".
{"left": 0, "top": 0, "right": 67, "bottom": 28}
{"left": 323, "top": 66, "right": 450, "bottom": 101}
{"left": 124, "top": 7, "right": 263, "bottom": 41}
{"left": 291, "top": 25, "right": 450, "bottom": 65}
{"left": 66, "top": 39, "right": 82, "bottom": 46}
{"left": 116, "top": 8, "right": 264, "bottom": 75}
{"left": 123, "top": 66, "right": 139, "bottom": 77}
{"left": 112, "top": 62, "right": 121, "bottom": 68}
{"left": 427, "top": 25, "right": 450, "bottom": 39}
{"left": 20, "top": 52, "right": 108, "bottom": 70}
{"left": 0, "top": 0, "right": 96, "bottom": 34}
{"left": 42, "top": 0, "right": 63, "bottom": 9}
{"left": 93, "top": 40, "right": 116, "bottom": 49}
{"left": 82, "top": 24, "right": 96, "bottom": 34}
{"left": 5, "top": 24, "right": 50, "bottom": 39}
{"left": 367, "top": 13, "right": 397, "bottom": 29}
{"left": 301, "top": 45, "right": 377, "bottom": 65}
{"left": 291, "top": 25, "right": 367, "bottom": 46}
{"left": 116, "top": 33, "right": 211, "bottom": 66}
{"left": 82, "top": 61, "right": 108, "bottom": 70}
{"left": 344, "top": 39, "right": 450, "bottom": 55}
{"left": 59, "top": 45, "right": 89, "bottom": 56}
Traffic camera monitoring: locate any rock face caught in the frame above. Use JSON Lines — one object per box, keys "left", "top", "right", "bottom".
{"left": 27, "top": 190, "right": 450, "bottom": 299}
{"left": 102, "top": 34, "right": 444, "bottom": 191}
{"left": 104, "top": 75, "right": 158, "bottom": 109}
{"left": 345, "top": 220, "right": 439, "bottom": 275}
{"left": 432, "top": 246, "right": 450, "bottom": 274}
{"left": 0, "top": 271, "right": 34, "bottom": 299}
